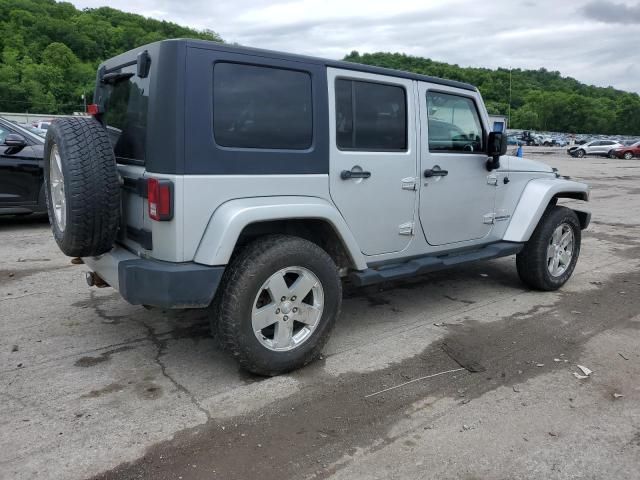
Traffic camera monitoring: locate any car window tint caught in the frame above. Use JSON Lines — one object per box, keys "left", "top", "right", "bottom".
{"left": 335, "top": 79, "right": 407, "bottom": 151}
{"left": 426, "top": 92, "right": 483, "bottom": 153}
{"left": 0, "top": 126, "right": 8, "bottom": 144}
{"left": 213, "top": 63, "right": 312, "bottom": 150}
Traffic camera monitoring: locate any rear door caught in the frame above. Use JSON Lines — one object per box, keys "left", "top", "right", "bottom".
{"left": 328, "top": 68, "right": 418, "bottom": 256}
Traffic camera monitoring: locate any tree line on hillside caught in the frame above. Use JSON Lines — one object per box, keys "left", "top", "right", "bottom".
{"left": 344, "top": 52, "right": 640, "bottom": 135}
{"left": 0, "top": 0, "right": 220, "bottom": 114}
{"left": 1, "top": 1, "right": 637, "bottom": 135}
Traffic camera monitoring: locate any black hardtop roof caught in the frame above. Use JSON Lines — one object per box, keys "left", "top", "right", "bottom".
{"left": 135, "top": 38, "right": 478, "bottom": 92}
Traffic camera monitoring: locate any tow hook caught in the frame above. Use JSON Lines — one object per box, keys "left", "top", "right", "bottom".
{"left": 85, "top": 271, "right": 109, "bottom": 288}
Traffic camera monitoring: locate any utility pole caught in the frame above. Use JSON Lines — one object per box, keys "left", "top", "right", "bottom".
{"left": 508, "top": 68, "right": 512, "bottom": 128}
{"left": 81, "top": 93, "right": 86, "bottom": 113}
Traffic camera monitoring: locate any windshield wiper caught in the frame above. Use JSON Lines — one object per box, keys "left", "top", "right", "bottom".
{"left": 101, "top": 72, "right": 134, "bottom": 85}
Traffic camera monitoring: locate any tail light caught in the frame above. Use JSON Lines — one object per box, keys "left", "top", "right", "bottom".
{"left": 147, "top": 178, "right": 173, "bottom": 221}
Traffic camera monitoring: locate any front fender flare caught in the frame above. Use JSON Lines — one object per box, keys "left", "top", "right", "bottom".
{"left": 193, "top": 196, "right": 368, "bottom": 270}
{"left": 503, "top": 178, "right": 590, "bottom": 242}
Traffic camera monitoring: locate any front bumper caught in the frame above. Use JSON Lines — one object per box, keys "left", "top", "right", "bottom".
{"left": 83, "top": 246, "right": 225, "bottom": 308}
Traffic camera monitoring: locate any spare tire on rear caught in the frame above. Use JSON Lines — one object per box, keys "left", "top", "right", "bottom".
{"left": 44, "top": 117, "right": 120, "bottom": 257}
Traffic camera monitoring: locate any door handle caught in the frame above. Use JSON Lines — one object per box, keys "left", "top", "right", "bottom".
{"left": 341, "top": 169, "right": 371, "bottom": 180}
{"left": 424, "top": 165, "right": 448, "bottom": 177}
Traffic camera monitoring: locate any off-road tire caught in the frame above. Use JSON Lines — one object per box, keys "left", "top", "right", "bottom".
{"left": 44, "top": 117, "right": 120, "bottom": 257}
{"left": 516, "top": 206, "right": 581, "bottom": 291}
{"left": 214, "top": 235, "right": 342, "bottom": 376}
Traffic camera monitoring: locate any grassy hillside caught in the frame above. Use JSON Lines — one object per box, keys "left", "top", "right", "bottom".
{"left": 0, "top": 0, "right": 221, "bottom": 113}
{"left": 344, "top": 52, "right": 640, "bottom": 135}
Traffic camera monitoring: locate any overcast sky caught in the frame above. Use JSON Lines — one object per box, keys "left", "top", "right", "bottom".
{"left": 71, "top": 0, "right": 640, "bottom": 93}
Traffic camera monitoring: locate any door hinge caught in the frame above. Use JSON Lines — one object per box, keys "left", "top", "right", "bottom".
{"left": 487, "top": 174, "right": 499, "bottom": 186}
{"left": 399, "top": 221, "right": 415, "bottom": 235}
{"left": 483, "top": 213, "right": 496, "bottom": 224}
{"left": 401, "top": 177, "right": 417, "bottom": 191}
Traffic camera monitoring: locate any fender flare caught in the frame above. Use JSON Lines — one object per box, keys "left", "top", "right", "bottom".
{"left": 503, "top": 178, "right": 590, "bottom": 242}
{"left": 193, "top": 196, "right": 368, "bottom": 270}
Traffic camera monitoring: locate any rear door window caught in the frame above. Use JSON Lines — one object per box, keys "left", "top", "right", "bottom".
{"left": 213, "top": 63, "right": 312, "bottom": 150}
{"left": 335, "top": 79, "right": 407, "bottom": 151}
{"left": 102, "top": 64, "right": 149, "bottom": 163}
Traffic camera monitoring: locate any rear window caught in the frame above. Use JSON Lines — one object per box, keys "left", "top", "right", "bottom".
{"left": 213, "top": 62, "right": 313, "bottom": 150}
{"left": 102, "top": 64, "right": 149, "bottom": 163}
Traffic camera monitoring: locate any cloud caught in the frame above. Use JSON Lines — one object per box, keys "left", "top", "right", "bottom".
{"left": 581, "top": 1, "right": 640, "bottom": 24}
{"left": 70, "top": 0, "right": 640, "bottom": 93}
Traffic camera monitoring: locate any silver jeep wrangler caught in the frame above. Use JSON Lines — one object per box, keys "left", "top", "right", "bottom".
{"left": 44, "top": 39, "right": 590, "bottom": 375}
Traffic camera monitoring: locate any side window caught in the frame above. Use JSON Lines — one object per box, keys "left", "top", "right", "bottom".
{"left": 426, "top": 92, "right": 484, "bottom": 153}
{"left": 0, "top": 126, "right": 8, "bottom": 144}
{"left": 335, "top": 79, "right": 407, "bottom": 151}
{"left": 213, "top": 63, "right": 312, "bottom": 150}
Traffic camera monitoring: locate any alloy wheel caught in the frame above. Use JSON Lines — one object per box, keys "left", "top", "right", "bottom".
{"left": 251, "top": 266, "right": 324, "bottom": 351}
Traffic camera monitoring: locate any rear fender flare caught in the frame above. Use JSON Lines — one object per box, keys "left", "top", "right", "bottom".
{"left": 193, "top": 196, "right": 368, "bottom": 270}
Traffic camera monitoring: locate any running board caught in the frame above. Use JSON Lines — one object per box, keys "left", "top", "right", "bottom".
{"left": 349, "top": 242, "right": 524, "bottom": 287}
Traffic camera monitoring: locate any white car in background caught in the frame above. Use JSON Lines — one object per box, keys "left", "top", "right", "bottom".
{"left": 568, "top": 139, "right": 623, "bottom": 158}
{"left": 32, "top": 121, "right": 51, "bottom": 132}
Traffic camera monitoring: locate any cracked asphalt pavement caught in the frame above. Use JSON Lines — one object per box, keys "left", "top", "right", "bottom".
{"left": 1, "top": 150, "right": 639, "bottom": 480}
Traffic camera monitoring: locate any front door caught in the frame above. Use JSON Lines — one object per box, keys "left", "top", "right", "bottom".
{"left": 417, "top": 85, "right": 496, "bottom": 246}
{"left": 328, "top": 68, "right": 418, "bottom": 256}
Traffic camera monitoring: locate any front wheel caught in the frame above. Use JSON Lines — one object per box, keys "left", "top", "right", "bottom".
{"left": 214, "top": 235, "right": 342, "bottom": 376}
{"left": 575, "top": 149, "right": 585, "bottom": 158}
{"left": 516, "top": 206, "right": 581, "bottom": 291}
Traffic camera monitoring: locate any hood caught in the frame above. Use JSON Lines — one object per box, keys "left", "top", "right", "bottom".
{"left": 501, "top": 155, "right": 554, "bottom": 173}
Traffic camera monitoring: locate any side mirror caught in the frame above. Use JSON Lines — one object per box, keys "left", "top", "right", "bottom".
{"left": 486, "top": 131, "right": 507, "bottom": 171}
{"left": 4, "top": 133, "right": 27, "bottom": 148}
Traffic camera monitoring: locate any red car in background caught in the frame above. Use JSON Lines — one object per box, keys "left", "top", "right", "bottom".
{"left": 611, "top": 141, "right": 640, "bottom": 159}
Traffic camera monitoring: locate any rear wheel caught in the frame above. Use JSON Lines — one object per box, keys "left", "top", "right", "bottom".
{"left": 516, "top": 206, "right": 581, "bottom": 291}
{"left": 214, "top": 235, "right": 342, "bottom": 376}
{"left": 624, "top": 151, "right": 633, "bottom": 160}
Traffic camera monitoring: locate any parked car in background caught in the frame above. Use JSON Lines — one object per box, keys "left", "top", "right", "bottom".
{"left": 0, "top": 118, "right": 46, "bottom": 215}
{"left": 33, "top": 121, "right": 51, "bottom": 131}
{"left": 609, "top": 141, "right": 640, "bottom": 159}
{"left": 567, "top": 139, "right": 623, "bottom": 158}
{"left": 20, "top": 124, "right": 46, "bottom": 138}
{"left": 507, "top": 134, "right": 523, "bottom": 145}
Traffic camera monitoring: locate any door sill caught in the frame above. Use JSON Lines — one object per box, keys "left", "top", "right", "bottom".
{"left": 349, "top": 241, "right": 524, "bottom": 286}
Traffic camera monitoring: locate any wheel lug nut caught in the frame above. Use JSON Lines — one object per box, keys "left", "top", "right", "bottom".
{"left": 281, "top": 296, "right": 286, "bottom": 302}
{"left": 293, "top": 307, "right": 298, "bottom": 313}
{"left": 275, "top": 308, "right": 280, "bottom": 314}
{"left": 291, "top": 296, "right": 296, "bottom": 301}
{"left": 283, "top": 315, "right": 288, "bottom": 321}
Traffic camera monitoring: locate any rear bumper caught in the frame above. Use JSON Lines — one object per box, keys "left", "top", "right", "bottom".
{"left": 83, "top": 246, "right": 224, "bottom": 308}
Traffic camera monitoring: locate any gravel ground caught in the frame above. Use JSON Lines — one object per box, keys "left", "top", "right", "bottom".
{"left": 1, "top": 148, "right": 639, "bottom": 480}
